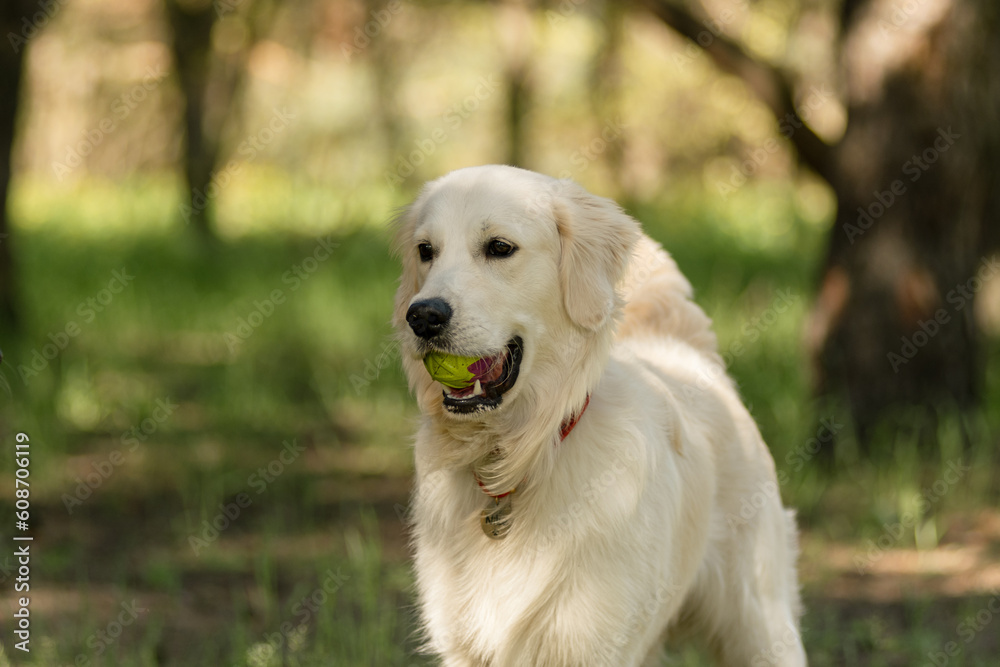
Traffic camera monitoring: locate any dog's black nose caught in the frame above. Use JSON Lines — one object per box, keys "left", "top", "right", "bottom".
{"left": 406, "top": 299, "right": 452, "bottom": 339}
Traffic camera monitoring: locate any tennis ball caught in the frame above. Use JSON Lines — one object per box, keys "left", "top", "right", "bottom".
{"left": 423, "top": 351, "right": 481, "bottom": 388}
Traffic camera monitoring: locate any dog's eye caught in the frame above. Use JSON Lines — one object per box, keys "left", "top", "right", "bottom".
{"left": 417, "top": 242, "right": 434, "bottom": 262}
{"left": 486, "top": 239, "right": 516, "bottom": 258}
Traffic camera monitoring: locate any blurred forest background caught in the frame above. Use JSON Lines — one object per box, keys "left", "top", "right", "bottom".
{"left": 0, "top": 0, "right": 999, "bottom": 664}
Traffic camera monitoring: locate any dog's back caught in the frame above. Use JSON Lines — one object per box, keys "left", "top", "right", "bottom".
{"left": 618, "top": 236, "right": 721, "bottom": 365}
{"left": 615, "top": 236, "right": 806, "bottom": 666}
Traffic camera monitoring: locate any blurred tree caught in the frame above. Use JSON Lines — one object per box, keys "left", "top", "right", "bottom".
{"left": 643, "top": 0, "right": 1000, "bottom": 450}
{"left": 589, "top": 0, "right": 627, "bottom": 198}
{"left": 0, "top": 0, "right": 35, "bottom": 331}
{"left": 366, "top": 0, "right": 406, "bottom": 168}
{"left": 164, "top": 0, "right": 221, "bottom": 240}
{"left": 164, "top": 0, "right": 268, "bottom": 241}
{"left": 809, "top": 0, "right": 1000, "bottom": 449}
{"left": 498, "top": 0, "right": 534, "bottom": 167}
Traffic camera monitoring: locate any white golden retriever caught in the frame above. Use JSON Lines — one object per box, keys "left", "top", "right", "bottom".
{"left": 393, "top": 165, "right": 806, "bottom": 666}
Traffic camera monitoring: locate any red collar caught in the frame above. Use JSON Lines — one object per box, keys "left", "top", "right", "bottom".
{"left": 558, "top": 394, "right": 590, "bottom": 442}
{"left": 475, "top": 394, "right": 590, "bottom": 500}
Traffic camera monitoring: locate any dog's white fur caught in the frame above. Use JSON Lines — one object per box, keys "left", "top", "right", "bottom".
{"left": 393, "top": 165, "right": 806, "bottom": 666}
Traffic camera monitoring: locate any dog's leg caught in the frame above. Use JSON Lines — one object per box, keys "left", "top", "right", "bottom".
{"left": 709, "top": 509, "right": 807, "bottom": 667}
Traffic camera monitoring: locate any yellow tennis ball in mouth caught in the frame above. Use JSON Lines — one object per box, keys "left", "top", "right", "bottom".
{"left": 423, "top": 351, "right": 481, "bottom": 388}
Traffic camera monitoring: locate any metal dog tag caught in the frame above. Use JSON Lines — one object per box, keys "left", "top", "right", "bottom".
{"left": 481, "top": 495, "right": 513, "bottom": 540}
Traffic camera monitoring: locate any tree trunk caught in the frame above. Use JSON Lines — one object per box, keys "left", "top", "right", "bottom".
{"left": 643, "top": 0, "right": 999, "bottom": 453}
{"left": 0, "top": 1, "right": 33, "bottom": 332}
{"left": 367, "top": 0, "right": 405, "bottom": 169}
{"left": 164, "top": 0, "right": 257, "bottom": 241}
{"left": 165, "top": 0, "right": 219, "bottom": 240}
{"left": 807, "top": 0, "right": 1000, "bottom": 449}
{"left": 590, "top": 0, "right": 627, "bottom": 198}
{"left": 498, "top": 0, "right": 533, "bottom": 168}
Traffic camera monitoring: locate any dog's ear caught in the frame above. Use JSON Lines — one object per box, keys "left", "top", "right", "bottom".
{"left": 553, "top": 182, "right": 640, "bottom": 330}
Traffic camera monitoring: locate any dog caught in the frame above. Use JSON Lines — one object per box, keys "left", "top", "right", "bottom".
{"left": 393, "top": 165, "right": 806, "bottom": 666}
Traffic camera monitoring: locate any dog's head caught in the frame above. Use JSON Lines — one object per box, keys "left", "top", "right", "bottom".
{"left": 393, "top": 165, "right": 639, "bottom": 420}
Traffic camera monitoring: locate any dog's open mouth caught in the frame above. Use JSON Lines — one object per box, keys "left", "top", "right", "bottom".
{"left": 436, "top": 337, "right": 522, "bottom": 414}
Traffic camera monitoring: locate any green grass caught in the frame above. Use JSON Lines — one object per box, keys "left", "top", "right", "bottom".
{"left": 0, "top": 178, "right": 998, "bottom": 665}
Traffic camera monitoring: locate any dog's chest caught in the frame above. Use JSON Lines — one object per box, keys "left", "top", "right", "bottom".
{"left": 420, "top": 525, "right": 568, "bottom": 653}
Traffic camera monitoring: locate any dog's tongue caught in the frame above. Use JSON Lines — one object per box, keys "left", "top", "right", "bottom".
{"left": 469, "top": 353, "right": 504, "bottom": 383}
